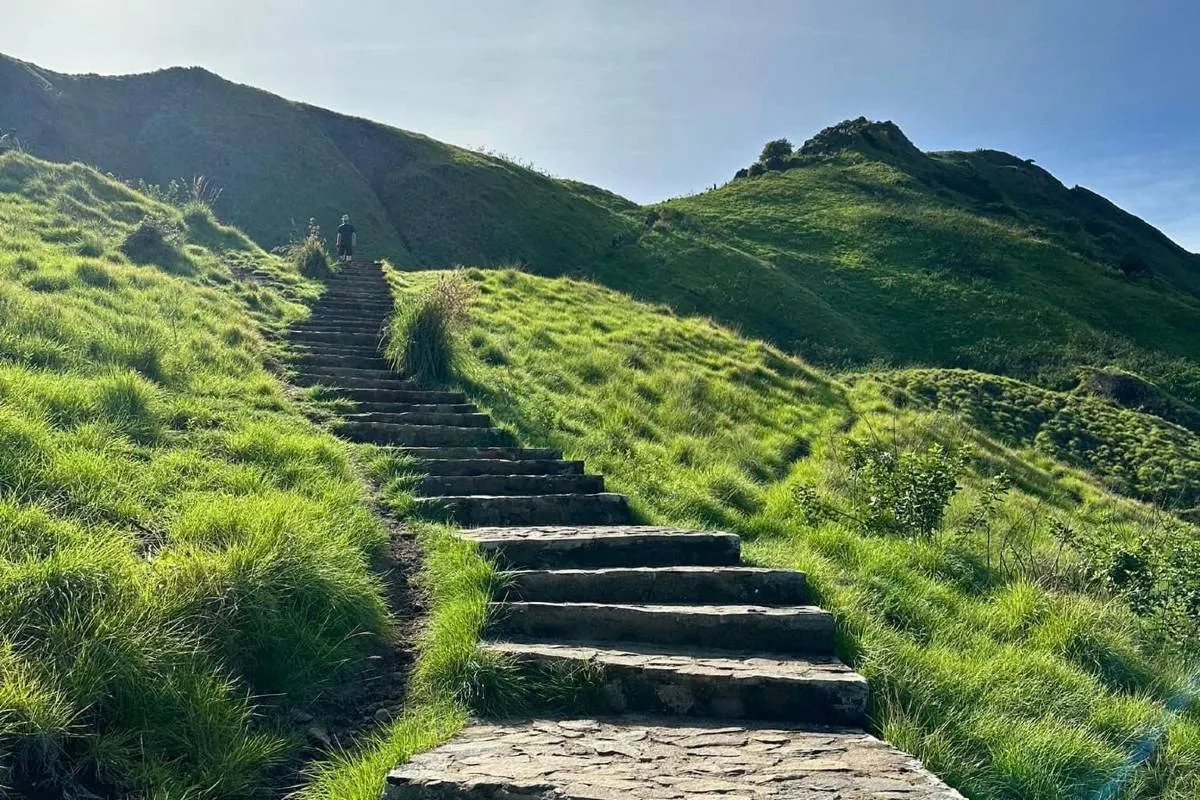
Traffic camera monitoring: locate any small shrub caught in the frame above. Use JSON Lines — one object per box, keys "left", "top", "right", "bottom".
{"left": 385, "top": 274, "right": 476, "bottom": 386}
{"left": 288, "top": 219, "right": 333, "bottom": 279}
{"left": 759, "top": 138, "right": 794, "bottom": 170}
{"left": 119, "top": 214, "right": 184, "bottom": 268}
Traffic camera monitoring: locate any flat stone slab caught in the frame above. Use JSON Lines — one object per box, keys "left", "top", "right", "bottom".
{"left": 486, "top": 641, "right": 867, "bottom": 724}
{"left": 383, "top": 717, "right": 965, "bottom": 799}
{"left": 493, "top": 603, "right": 835, "bottom": 654}
{"left": 501, "top": 566, "right": 806, "bottom": 605}
{"left": 460, "top": 527, "right": 742, "bottom": 569}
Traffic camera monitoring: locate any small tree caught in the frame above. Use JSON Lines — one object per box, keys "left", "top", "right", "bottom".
{"left": 759, "top": 138, "right": 794, "bottom": 169}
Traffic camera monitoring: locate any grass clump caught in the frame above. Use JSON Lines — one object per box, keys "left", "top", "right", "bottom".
{"left": 385, "top": 272, "right": 476, "bottom": 386}
{"left": 422, "top": 267, "right": 1200, "bottom": 800}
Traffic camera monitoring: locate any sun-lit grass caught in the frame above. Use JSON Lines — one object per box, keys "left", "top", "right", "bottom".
{"left": 398, "top": 266, "right": 1200, "bottom": 800}
{"left": 0, "top": 152, "right": 394, "bottom": 797}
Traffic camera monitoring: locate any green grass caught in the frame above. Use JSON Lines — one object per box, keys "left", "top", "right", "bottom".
{"left": 8, "top": 55, "right": 1199, "bottom": 417}
{"left": 886, "top": 368, "right": 1200, "bottom": 516}
{"left": 397, "top": 267, "right": 1200, "bottom": 800}
{"left": 0, "top": 152, "right": 399, "bottom": 797}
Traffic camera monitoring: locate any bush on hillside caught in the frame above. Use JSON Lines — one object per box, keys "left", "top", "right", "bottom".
{"left": 385, "top": 273, "right": 476, "bottom": 385}
{"left": 120, "top": 213, "right": 189, "bottom": 271}
{"left": 797, "top": 441, "right": 967, "bottom": 539}
{"left": 759, "top": 138, "right": 794, "bottom": 170}
{"left": 287, "top": 219, "right": 334, "bottom": 279}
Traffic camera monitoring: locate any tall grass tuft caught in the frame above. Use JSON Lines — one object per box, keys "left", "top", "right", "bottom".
{"left": 385, "top": 273, "right": 476, "bottom": 386}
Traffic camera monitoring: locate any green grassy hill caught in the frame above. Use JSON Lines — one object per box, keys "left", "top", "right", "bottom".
{"left": 0, "top": 152, "right": 399, "bottom": 796}
{"left": 392, "top": 267, "right": 1200, "bottom": 800}
{"left": 6, "top": 56, "right": 1199, "bottom": 420}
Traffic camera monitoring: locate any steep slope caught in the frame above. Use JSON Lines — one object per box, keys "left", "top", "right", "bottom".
{"left": 389, "top": 268, "right": 1200, "bottom": 800}
{"left": 0, "top": 153, "right": 395, "bottom": 797}
{"left": 5, "top": 55, "right": 1200, "bottom": 416}
{"left": 0, "top": 53, "right": 633, "bottom": 268}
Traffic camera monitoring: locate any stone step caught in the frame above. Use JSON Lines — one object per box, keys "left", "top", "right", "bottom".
{"left": 351, "top": 402, "right": 479, "bottom": 415}
{"left": 291, "top": 330, "right": 382, "bottom": 347}
{"left": 485, "top": 641, "right": 867, "bottom": 724}
{"left": 294, "top": 321, "right": 387, "bottom": 334}
{"left": 492, "top": 603, "right": 836, "bottom": 654}
{"left": 417, "top": 458, "right": 583, "bottom": 476}
{"left": 310, "top": 302, "right": 395, "bottom": 315}
{"left": 344, "top": 411, "right": 494, "bottom": 428}
{"left": 340, "top": 422, "right": 507, "bottom": 447}
{"left": 422, "top": 473, "right": 605, "bottom": 497}
{"left": 402, "top": 446, "right": 562, "bottom": 461}
{"left": 317, "top": 294, "right": 392, "bottom": 305}
{"left": 459, "top": 526, "right": 740, "bottom": 569}
{"left": 500, "top": 566, "right": 806, "bottom": 605}
{"left": 290, "top": 353, "right": 391, "bottom": 371}
{"left": 383, "top": 720, "right": 964, "bottom": 800}
{"left": 292, "top": 372, "right": 408, "bottom": 390}
{"left": 308, "top": 387, "right": 468, "bottom": 404}
{"left": 416, "top": 493, "right": 631, "bottom": 527}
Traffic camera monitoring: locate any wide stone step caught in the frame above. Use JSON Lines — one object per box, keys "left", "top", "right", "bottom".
{"left": 292, "top": 372, "right": 407, "bottom": 390}
{"left": 416, "top": 493, "right": 631, "bottom": 526}
{"left": 351, "top": 402, "right": 479, "bottom": 415}
{"left": 422, "top": 473, "right": 604, "bottom": 497}
{"left": 315, "top": 297, "right": 391, "bottom": 308}
{"left": 310, "top": 302, "right": 395, "bottom": 315}
{"left": 383, "top": 719, "right": 964, "bottom": 800}
{"left": 492, "top": 603, "right": 836, "bottom": 654}
{"left": 460, "top": 526, "right": 740, "bottom": 569}
{"left": 294, "top": 321, "right": 387, "bottom": 335}
{"left": 291, "top": 330, "right": 382, "bottom": 347}
{"left": 308, "top": 387, "right": 468, "bottom": 404}
{"left": 344, "top": 411, "right": 494, "bottom": 428}
{"left": 485, "top": 641, "right": 867, "bottom": 724}
{"left": 339, "top": 422, "right": 508, "bottom": 447}
{"left": 290, "top": 353, "right": 391, "bottom": 371}
{"left": 402, "top": 446, "right": 562, "bottom": 461}
{"left": 500, "top": 566, "right": 806, "bottom": 605}
{"left": 417, "top": 458, "right": 583, "bottom": 476}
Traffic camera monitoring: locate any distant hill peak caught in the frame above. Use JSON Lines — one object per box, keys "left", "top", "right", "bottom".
{"left": 798, "top": 117, "right": 923, "bottom": 160}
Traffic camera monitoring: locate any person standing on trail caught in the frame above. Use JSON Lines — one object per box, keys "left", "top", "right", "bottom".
{"left": 335, "top": 214, "right": 357, "bottom": 262}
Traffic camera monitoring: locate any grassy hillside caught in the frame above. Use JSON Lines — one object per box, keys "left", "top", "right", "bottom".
{"left": 0, "top": 152, "right": 401, "bottom": 797}
{"left": 0, "top": 53, "right": 634, "bottom": 270}
{"left": 394, "top": 268, "right": 1200, "bottom": 800}
{"left": 6, "top": 56, "right": 1200, "bottom": 419}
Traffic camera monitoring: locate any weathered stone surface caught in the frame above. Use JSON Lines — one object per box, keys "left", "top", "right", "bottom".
{"left": 347, "top": 411, "right": 495, "bottom": 428}
{"left": 383, "top": 718, "right": 965, "bottom": 799}
{"left": 325, "top": 388, "right": 469, "bottom": 405}
{"left": 501, "top": 566, "right": 806, "bottom": 605}
{"left": 418, "top": 458, "right": 585, "bottom": 477}
{"left": 403, "top": 447, "right": 564, "bottom": 461}
{"left": 493, "top": 603, "right": 835, "bottom": 654}
{"left": 423, "top": 474, "right": 605, "bottom": 497}
{"left": 418, "top": 493, "right": 631, "bottom": 527}
{"left": 487, "top": 641, "right": 867, "bottom": 723}
{"left": 340, "top": 422, "right": 508, "bottom": 447}
{"left": 460, "top": 527, "right": 741, "bottom": 569}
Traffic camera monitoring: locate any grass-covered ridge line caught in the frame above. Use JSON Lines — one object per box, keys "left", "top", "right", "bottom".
{"left": 6, "top": 54, "right": 1200, "bottom": 416}
{"left": 0, "top": 152, "right": 394, "bottom": 797}
{"left": 885, "top": 368, "right": 1200, "bottom": 516}
{"left": 404, "top": 267, "right": 1200, "bottom": 800}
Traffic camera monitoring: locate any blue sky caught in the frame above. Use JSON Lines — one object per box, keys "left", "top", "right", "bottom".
{"left": 5, "top": 0, "right": 1199, "bottom": 251}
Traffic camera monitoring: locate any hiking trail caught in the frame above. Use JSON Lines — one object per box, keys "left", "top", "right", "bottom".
{"left": 288, "top": 261, "right": 963, "bottom": 799}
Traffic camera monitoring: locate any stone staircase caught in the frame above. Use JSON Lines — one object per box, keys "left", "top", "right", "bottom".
{"left": 288, "top": 262, "right": 963, "bottom": 800}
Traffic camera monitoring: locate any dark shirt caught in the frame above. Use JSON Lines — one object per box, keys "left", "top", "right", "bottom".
{"left": 336, "top": 223, "right": 356, "bottom": 243}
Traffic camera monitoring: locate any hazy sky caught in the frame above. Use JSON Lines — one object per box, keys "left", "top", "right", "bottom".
{"left": 5, "top": 0, "right": 1200, "bottom": 251}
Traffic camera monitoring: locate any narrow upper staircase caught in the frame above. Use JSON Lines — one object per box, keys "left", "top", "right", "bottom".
{"left": 288, "top": 262, "right": 963, "bottom": 800}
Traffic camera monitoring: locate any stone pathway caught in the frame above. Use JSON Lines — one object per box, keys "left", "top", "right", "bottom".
{"left": 288, "top": 262, "right": 963, "bottom": 800}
